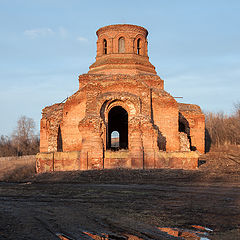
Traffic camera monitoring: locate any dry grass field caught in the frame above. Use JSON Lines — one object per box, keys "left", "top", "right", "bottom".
{"left": 0, "top": 155, "right": 36, "bottom": 181}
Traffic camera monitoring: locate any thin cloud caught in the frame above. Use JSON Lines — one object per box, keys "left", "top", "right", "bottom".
{"left": 77, "top": 36, "right": 88, "bottom": 42}
{"left": 58, "top": 27, "right": 68, "bottom": 38}
{"left": 24, "top": 28, "right": 55, "bottom": 39}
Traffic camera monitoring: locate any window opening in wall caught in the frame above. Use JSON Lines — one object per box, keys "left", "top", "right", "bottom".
{"left": 103, "top": 39, "right": 107, "bottom": 54}
{"left": 107, "top": 106, "right": 128, "bottom": 150}
{"left": 111, "top": 131, "right": 120, "bottom": 149}
{"left": 118, "top": 37, "right": 125, "bottom": 53}
{"left": 137, "top": 38, "right": 141, "bottom": 55}
{"left": 57, "top": 126, "right": 63, "bottom": 152}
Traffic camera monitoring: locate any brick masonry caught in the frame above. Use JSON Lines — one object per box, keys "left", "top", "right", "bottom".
{"left": 37, "top": 24, "right": 205, "bottom": 173}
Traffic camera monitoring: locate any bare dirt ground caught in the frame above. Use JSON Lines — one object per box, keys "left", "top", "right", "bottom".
{"left": 0, "top": 147, "right": 240, "bottom": 239}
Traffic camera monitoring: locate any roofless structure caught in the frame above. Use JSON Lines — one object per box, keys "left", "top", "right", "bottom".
{"left": 36, "top": 24, "right": 205, "bottom": 172}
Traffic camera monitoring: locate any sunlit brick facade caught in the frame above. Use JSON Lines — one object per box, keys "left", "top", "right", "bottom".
{"left": 37, "top": 24, "right": 205, "bottom": 173}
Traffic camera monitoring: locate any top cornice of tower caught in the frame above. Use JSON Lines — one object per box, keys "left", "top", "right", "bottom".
{"left": 96, "top": 24, "right": 148, "bottom": 37}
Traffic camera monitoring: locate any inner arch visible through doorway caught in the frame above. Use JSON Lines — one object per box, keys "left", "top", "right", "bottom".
{"left": 107, "top": 106, "right": 128, "bottom": 150}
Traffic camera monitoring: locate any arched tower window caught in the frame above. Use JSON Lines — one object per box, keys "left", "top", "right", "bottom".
{"left": 118, "top": 37, "right": 125, "bottom": 53}
{"left": 103, "top": 39, "right": 107, "bottom": 54}
{"left": 137, "top": 38, "right": 141, "bottom": 55}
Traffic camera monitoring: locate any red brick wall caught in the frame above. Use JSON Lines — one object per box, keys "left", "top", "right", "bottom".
{"left": 62, "top": 93, "right": 86, "bottom": 152}
{"left": 152, "top": 92, "right": 180, "bottom": 152}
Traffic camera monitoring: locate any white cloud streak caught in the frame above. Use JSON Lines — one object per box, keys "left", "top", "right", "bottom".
{"left": 77, "top": 36, "right": 88, "bottom": 42}
{"left": 24, "top": 28, "right": 55, "bottom": 39}
{"left": 24, "top": 27, "right": 87, "bottom": 43}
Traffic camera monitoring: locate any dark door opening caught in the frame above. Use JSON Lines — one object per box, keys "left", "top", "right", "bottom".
{"left": 107, "top": 106, "right": 128, "bottom": 150}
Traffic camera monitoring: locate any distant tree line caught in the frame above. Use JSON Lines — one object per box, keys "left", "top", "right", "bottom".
{"left": 0, "top": 116, "right": 39, "bottom": 157}
{"left": 205, "top": 103, "right": 240, "bottom": 151}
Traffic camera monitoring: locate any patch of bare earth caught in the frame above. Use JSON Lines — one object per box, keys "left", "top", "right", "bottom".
{"left": 0, "top": 147, "right": 239, "bottom": 239}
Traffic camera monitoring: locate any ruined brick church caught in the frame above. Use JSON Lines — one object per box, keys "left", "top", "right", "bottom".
{"left": 36, "top": 24, "right": 205, "bottom": 173}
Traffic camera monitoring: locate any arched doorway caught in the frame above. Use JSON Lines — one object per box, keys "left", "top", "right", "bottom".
{"left": 107, "top": 106, "right": 128, "bottom": 150}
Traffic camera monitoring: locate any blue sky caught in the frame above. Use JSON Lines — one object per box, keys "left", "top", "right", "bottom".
{"left": 0, "top": 0, "right": 239, "bottom": 135}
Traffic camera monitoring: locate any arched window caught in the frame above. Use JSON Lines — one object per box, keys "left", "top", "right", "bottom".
{"left": 103, "top": 39, "right": 107, "bottom": 54}
{"left": 111, "top": 131, "right": 120, "bottom": 149}
{"left": 137, "top": 38, "right": 141, "bottom": 55}
{"left": 118, "top": 37, "right": 125, "bottom": 53}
